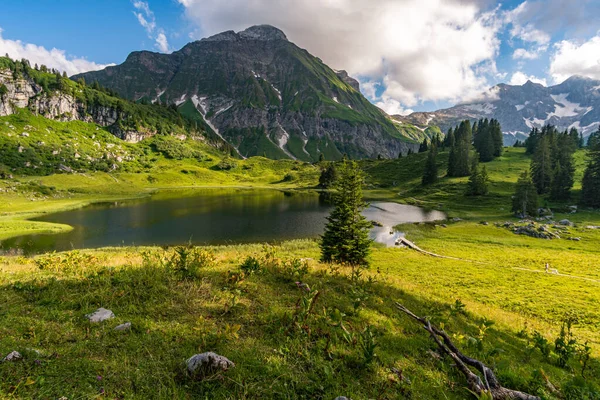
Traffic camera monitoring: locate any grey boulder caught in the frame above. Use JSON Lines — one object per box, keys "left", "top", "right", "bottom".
{"left": 186, "top": 352, "right": 234, "bottom": 378}
{"left": 114, "top": 322, "right": 132, "bottom": 331}
{"left": 86, "top": 308, "right": 115, "bottom": 323}
{"left": 2, "top": 351, "right": 22, "bottom": 362}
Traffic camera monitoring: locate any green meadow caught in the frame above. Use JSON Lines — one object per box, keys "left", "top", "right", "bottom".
{"left": 1, "top": 128, "right": 600, "bottom": 398}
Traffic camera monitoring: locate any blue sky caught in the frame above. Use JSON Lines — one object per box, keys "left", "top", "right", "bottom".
{"left": 1, "top": 0, "right": 599, "bottom": 114}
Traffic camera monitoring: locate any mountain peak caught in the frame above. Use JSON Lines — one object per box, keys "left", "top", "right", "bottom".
{"left": 239, "top": 25, "right": 288, "bottom": 41}
{"left": 201, "top": 25, "right": 288, "bottom": 43}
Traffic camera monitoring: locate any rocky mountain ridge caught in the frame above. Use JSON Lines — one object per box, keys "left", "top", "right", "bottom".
{"left": 0, "top": 68, "right": 154, "bottom": 142}
{"left": 75, "top": 25, "right": 417, "bottom": 160}
{"left": 395, "top": 76, "right": 600, "bottom": 145}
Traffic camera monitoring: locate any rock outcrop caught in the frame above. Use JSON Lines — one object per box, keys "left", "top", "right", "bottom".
{"left": 0, "top": 68, "right": 153, "bottom": 142}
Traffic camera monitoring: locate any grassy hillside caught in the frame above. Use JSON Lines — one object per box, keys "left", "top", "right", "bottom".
{"left": 1, "top": 146, "right": 600, "bottom": 398}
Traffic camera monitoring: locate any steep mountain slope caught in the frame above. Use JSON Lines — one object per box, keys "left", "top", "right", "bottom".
{"left": 74, "top": 25, "right": 416, "bottom": 160}
{"left": 395, "top": 76, "right": 600, "bottom": 145}
{"left": 0, "top": 57, "right": 234, "bottom": 175}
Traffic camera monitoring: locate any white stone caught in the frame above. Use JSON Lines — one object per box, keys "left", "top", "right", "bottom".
{"left": 86, "top": 308, "right": 115, "bottom": 323}
{"left": 114, "top": 322, "right": 132, "bottom": 331}
{"left": 2, "top": 351, "right": 22, "bottom": 362}
{"left": 186, "top": 352, "right": 234, "bottom": 376}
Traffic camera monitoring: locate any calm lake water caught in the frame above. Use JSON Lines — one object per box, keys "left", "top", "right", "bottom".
{"left": 1, "top": 189, "right": 446, "bottom": 254}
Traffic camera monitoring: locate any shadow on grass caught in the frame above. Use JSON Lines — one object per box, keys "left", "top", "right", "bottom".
{"left": 0, "top": 257, "right": 598, "bottom": 399}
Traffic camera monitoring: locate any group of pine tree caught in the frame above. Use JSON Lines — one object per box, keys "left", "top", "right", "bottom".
{"left": 416, "top": 116, "right": 600, "bottom": 213}
{"left": 421, "top": 118, "right": 499, "bottom": 195}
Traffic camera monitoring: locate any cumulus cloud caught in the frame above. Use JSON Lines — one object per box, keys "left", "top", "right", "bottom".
{"left": 509, "top": 71, "right": 547, "bottom": 86}
{"left": 512, "top": 46, "right": 547, "bottom": 60}
{"left": 505, "top": 0, "right": 599, "bottom": 43}
{"left": 177, "top": 0, "right": 503, "bottom": 108}
{"left": 0, "top": 28, "right": 111, "bottom": 76}
{"left": 550, "top": 33, "right": 600, "bottom": 83}
{"left": 132, "top": 1, "right": 170, "bottom": 53}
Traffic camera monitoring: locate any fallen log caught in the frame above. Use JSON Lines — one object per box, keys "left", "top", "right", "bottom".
{"left": 395, "top": 303, "right": 540, "bottom": 400}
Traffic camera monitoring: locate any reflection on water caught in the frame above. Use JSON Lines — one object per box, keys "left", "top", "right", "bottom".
{"left": 1, "top": 189, "right": 446, "bottom": 254}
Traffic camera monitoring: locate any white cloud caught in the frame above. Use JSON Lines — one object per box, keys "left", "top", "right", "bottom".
{"left": 509, "top": 71, "right": 547, "bottom": 86}
{"left": 375, "top": 95, "right": 414, "bottom": 116}
{"left": 132, "top": 1, "right": 170, "bottom": 53}
{"left": 0, "top": 28, "right": 111, "bottom": 76}
{"left": 155, "top": 31, "right": 170, "bottom": 53}
{"left": 512, "top": 46, "right": 547, "bottom": 60}
{"left": 177, "top": 0, "right": 503, "bottom": 107}
{"left": 550, "top": 33, "right": 600, "bottom": 83}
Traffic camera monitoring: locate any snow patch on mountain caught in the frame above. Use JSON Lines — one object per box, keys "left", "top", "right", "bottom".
{"left": 276, "top": 122, "right": 296, "bottom": 160}
{"left": 463, "top": 103, "right": 495, "bottom": 114}
{"left": 175, "top": 94, "right": 187, "bottom": 106}
{"left": 549, "top": 94, "right": 581, "bottom": 118}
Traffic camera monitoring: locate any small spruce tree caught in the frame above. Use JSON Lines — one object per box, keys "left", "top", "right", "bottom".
{"left": 581, "top": 128, "right": 600, "bottom": 208}
{"left": 422, "top": 142, "right": 438, "bottom": 185}
{"left": 318, "top": 163, "right": 338, "bottom": 189}
{"left": 466, "top": 157, "right": 489, "bottom": 196}
{"left": 512, "top": 171, "right": 538, "bottom": 217}
{"left": 320, "top": 161, "right": 372, "bottom": 267}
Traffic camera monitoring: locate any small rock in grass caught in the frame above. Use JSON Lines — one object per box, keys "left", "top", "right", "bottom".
{"left": 86, "top": 308, "right": 115, "bottom": 323}
{"left": 114, "top": 322, "right": 132, "bottom": 331}
{"left": 335, "top": 397, "right": 351, "bottom": 400}
{"left": 559, "top": 219, "right": 574, "bottom": 227}
{"left": 2, "top": 351, "right": 22, "bottom": 362}
{"left": 186, "top": 352, "right": 234, "bottom": 378}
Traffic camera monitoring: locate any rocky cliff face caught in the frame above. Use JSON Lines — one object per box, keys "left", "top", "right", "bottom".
{"left": 395, "top": 76, "right": 600, "bottom": 145}
{"left": 75, "top": 25, "right": 416, "bottom": 160}
{"left": 0, "top": 69, "right": 154, "bottom": 142}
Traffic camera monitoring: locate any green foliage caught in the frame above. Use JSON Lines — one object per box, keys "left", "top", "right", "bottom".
{"left": 0, "top": 83, "right": 7, "bottom": 97}
{"left": 421, "top": 142, "right": 438, "bottom": 185}
{"left": 215, "top": 157, "right": 238, "bottom": 171}
{"left": 240, "top": 256, "right": 261, "bottom": 275}
{"left": 581, "top": 127, "right": 600, "bottom": 208}
{"left": 152, "top": 135, "right": 200, "bottom": 160}
{"left": 320, "top": 161, "right": 372, "bottom": 267}
{"left": 358, "top": 325, "right": 378, "bottom": 365}
{"left": 318, "top": 163, "right": 338, "bottom": 189}
{"left": 281, "top": 258, "right": 309, "bottom": 281}
{"left": 512, "top": 170, "right": 538, "bottom": 216}
{"left": 554, "top": 313, "right": 579, "bottom": 368}
{"left": 167, "top": 245, "right": 216, "bottom": 280}
{"left": 466, "top": 158, "right": 489, "bottom": 196}
{"left": 532, "top": 331, "right": 552, "bottom": 359}
{"left": 473, "top": 118, "right": 502, "bottom": 162}
{"left": 448, "top": 120, "right": 471, "bottom": 177}
{"left": 531, "top": 134, "right": 553, "bottom": 195}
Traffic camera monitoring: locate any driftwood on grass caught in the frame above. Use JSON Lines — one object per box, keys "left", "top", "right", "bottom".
{"left": 395, "top": 303, "right": 540, "bottom": 400}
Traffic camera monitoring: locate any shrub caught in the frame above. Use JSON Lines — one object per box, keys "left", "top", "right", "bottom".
{"left": 167, "top": 245, "right": 216, "bottom": 280}
{"left": 282, "top": 258, "right": 309, "bottom": 281}
{"left": 240, "top": 256, "right": 261, "bottom": 275}
{"left": 215, "top": 157, "right": 237, "bottom": 171}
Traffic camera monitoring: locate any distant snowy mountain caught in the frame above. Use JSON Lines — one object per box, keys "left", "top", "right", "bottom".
{"left": 394, "top": 76, "right": 600, "bottom": 145}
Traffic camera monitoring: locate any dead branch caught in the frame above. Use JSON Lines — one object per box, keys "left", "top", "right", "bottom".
{"left": 395, "top": 303, "right": 540, "bottom": 400}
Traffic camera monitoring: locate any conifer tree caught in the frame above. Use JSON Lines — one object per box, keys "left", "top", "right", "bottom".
{"left": 525, "top": 127, "right": 540, "bottom": 154}
{"left": 443, "top": 127, "right": 455, "bottom": 149}
{"left": 549, "top": 132, "right": 576, "bottom": 200}
{"left": 581, "top": 127, "right": 600, "bottom": 208}
{"left": 512, "top": 171, "right": 538, "bottom": 216}
{"left": 531, "top": 135, "right": 553, "bottom": 194}
{"left": 466, "top": 157, "right": 489, "bottom": 196}
{"left": 474, "top": 118, "right": 495, "bottom": 162}
{"left": 491, "top": 119, "right": 504, "bottom": 157}
{"left": 448, "top": 120, "right": 471, "bottom": 177}
{"left": 318, "top": 163, "right": 338, "bottom": 189}
{"left": 320, "top": 161, "right": 372, "bottom": 267}
{"left": 418, "top": 139, "right": 429, "bottom": 153}
{"left": 422, "top": 142, "right": 438, "bottom": 185}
